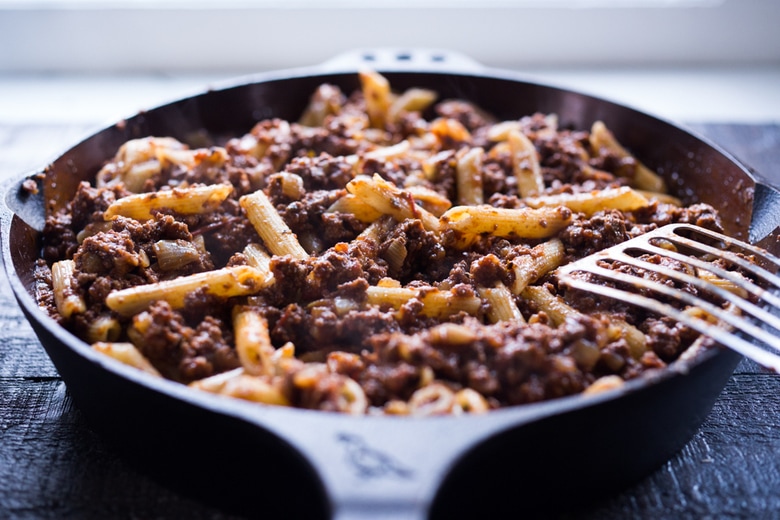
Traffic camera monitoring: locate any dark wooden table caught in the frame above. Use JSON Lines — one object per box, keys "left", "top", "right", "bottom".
{"left": 1, "top": 122, "right": 779, "bottom": 519}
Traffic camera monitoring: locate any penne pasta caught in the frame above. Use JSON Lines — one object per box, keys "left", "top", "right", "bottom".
{"left": 190, "top": 368, "right": 290, "bottom": 406}
{"left": 486, "top": 120, "right": 522, "bottom": 142}
{"left": 240, "top": 189, "right": 310, "bottom": 260}
{"left": 298, "top": 83, "right": 343, "bottom": 127}
{"left": 404, "top": 185, "right": 453, "bottom": 217}
{"left": 242, "top": 243, "right": 273, "bottom": 274}
{"left": 51, "top": 259, "right": 86, "bottom": 319}
{"left": 104, "top": 183, "right": 233, "bottom": 221}
{"left": 387, "top": 87, "right": 437, "bottom": 123}
{"left": 637, "top": 190, "right": 682, "bottom": 206}
{"left": 366, "top": 285, "right": 482, "bottom": 319}
{"left": 478, "top": 282, "right": 525, "bottom": 324}
{"left": 524, "top": 186, "right": 650, "bottom": 216}
{"left": 233, "top": 307, "right": 276, "bottom": 377}
{"left": 346, "top": 174, "right": 441, "bottom": 232}
{"left": 511, "top": 239, "right": 565, "bottom": 294}
{"left": 86, "top": 315, "right": 122, "bottom": 344}
{"left": 326, "top": 193, "right": 384, "bottom": 223}
{"left": 521, "top": 285, "right": 578, "bottom": 327}
{"left": 523, "top": 285, "right": 646, "bottom": 358}
{"left": 105, "top": 265, "right": 270, "bottom": 316}
{"left": 441, "top": 205, "right": 572, "bottom": 242}
{"left": 93, "top": 341, "right": 162, "bottom": 377}
{"left": 508, "top": 129, "right": 544, "bottom": 198}
{"left": 359, "top": 69, "right": 392, "bottom": 129}
{"left": 589, "top": 121, "right": 667, "bottom": 193}
{"left": 456, "top": 147, "right": 484, "bottom": 206}
{"left": 152, "top": 239, "right": 202, "bottom": 271}
{"left": 430, "top": 117, "right": 471, "bottom": 146}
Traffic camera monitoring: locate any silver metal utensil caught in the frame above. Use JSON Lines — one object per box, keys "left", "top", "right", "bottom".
{"left": 557, "top": 223, "right": 780, "bottom": 372}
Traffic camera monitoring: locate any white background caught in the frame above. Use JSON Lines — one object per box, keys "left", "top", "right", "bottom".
{"left": 0, "top": 0, "right": 778, "bottom": 138}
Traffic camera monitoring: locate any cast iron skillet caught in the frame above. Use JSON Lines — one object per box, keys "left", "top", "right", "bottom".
{"left": 3, "top": 50, "right": 780, "bottom": 520}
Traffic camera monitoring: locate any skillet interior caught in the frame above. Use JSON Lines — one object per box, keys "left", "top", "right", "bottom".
{"left": 2, "top": 65, "right": 773, "bottom": 518}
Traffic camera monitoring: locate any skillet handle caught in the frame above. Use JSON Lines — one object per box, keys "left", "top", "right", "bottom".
{"left": 749, "top": 181, "right": 780, "bottom": 247}
{"left": 3, "top": 170, "right": 46, "bottom": 233}
{"left": 319, "top": 48, "right": 485, "bottom": 75}
{"left": 250, "top": 407, "right": 522, "bottom": 520}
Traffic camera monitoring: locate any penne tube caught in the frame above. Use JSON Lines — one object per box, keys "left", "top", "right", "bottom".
{"left": 233, "top": 307, "right": 276, "bottom": 377}
{"left": 362, "top": 139, "right": 412, "bottom": 162}
{"left": 430, "top": 117, "right": 471, "bottom": 145}
{"left": 93, "top": 341, "right": 162, "bottom": 377}
{"left": 240, "top": 189, "right": 310, "bottom": 260}
{"left": 86, "top": 315, "right": 122, "bottom": 344}
{"left": 524, "top": 186, "right": 650, "bottom": 216}
{"left": 583, "top": 375, "right": 624, "bottom": 395}
{"left": 326, "top": 193, "right": 384, "bottom": 223}
{"left": 441, "top": 205, "right": 572, "bottom": 241}
{"left": 697, "top": 270, "right": 750, "bottom": 299}
{"left": 456, "top": 147, "right": 484, "bottom": 206}
{"left": 104, "top": 183, "right": 233, "bottom": 221}
{"left": 486, "top": 120, "right": 522, "bottom": 142}
{"left": 478, "top": 282, "right": 525, "bottom": 324}
{"left": 589, "top": 121, "right": 667, "bottom": 193}
{"left": 404, "top": 185, "right": 452, "bottom": 217}
{"left": 523, "top": 285, "right": 646, "bottom": 358}
{"left": 188, "top": 367, "right": 244, "bottom": 393}
{"left": 387, "top": 87, "right": 437, "bottom": 123}
{"left": 152, "top": 239, "right": 202, "bottom": 271}
{"left": 346, "top": 174, "right": 441, "bottom": 232}
{"left": 366, "top": 285, "right": 482, "bottom": 319}
{"left": 508, "top": 129, "right": 544, "bottom": 198}
{"left": 190, "top": 369, "right": 290, "bottom": 406}
{"left": 511, "top": 239, "right": 565, "bottom": 294}
{"left": 105, "top": 265, "right": 270, "bottom": 316}
{"left": 343, "top": 140, "right": 414, "bottom": 170}
{"left": 521, "top": 285, "right": 578, "bottom": 327}
{"left": 637, "top": 190, "right": 682, "bottom": 207}
{"left": 608, "top": 320, "right": 648, "bottom": 360}
{"left": 242, "top": 243, "right": 273, "bottom": 274}
{"left": 51, "top": 259, "right": 86, "bottom": 319}
{"left": 298, "top": 83, "right": 344, "bottom": 127}
{"left": 359, "top": 69, "right": 391, "bottom": 129}
{"left": 97, "top": 136, "right": 188, "bottom": 191}
{"left": 355, "top": 215, "right": 396, "bottom": 244}
{"left": 454, "top": 388, "right": 490, "bottom": 414}
{"left": 219, "top": 375, "right": 290, "bottom": 406}
{"left": 408, "top": 382, "right": 456, "bottom": 416}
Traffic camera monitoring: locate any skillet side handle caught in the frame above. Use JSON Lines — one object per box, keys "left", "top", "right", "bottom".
{"left": 3, "top": 170, "right": 46, "bottom": 233}
{"left": 749, "top": 181, "right": 780, "bottom": 249}
{"left": 318, "top": 48, "right": 485, "bottom": 75}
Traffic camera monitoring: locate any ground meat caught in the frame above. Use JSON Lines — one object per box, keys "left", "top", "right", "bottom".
{"left": 362, "top": 317, "right": 597, "bottom": 407}
{"left": 129, "top": 300, "right": 238, "bottom": 383}
{"left": 559, "top": 210, "right": 632, "bottom": 261}
{"left": 642, "top": 317, "right": 697, "bottom": 362}
{"left": 283, "top": 153, "right": 355, "bottom": 191}
{"left": 33, "top": 259, "right": 58, "bottom": 321}
{"left": 378, "top": 219, "right": 446, "bottom": 283}
{"left": 470, "top": 253, "right": 508, "bottom": 288}
{"left": 41, "top": 211, "right": 79, "bottom": 263}
{"left": 74, "top": 230, "right": 145, "bottom": 278}
{"left": 276, "top": 189, "right": 365, "bottom": 254}
{"left": 435, "top": 100, "right": 495, "bottom": 132}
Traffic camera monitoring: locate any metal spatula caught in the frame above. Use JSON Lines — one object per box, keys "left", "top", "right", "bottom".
{"left": 556, "top": 223, "right": 780, "bottom": 372}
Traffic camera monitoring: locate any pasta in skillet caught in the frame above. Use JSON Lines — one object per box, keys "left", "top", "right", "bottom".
{"left": 35, "top": 70, "right": 728, "bottom": 415}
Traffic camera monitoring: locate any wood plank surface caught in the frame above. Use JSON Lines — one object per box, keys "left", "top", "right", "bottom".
{"left": 1, "top": 122, "right": 779, "bottom": 519}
